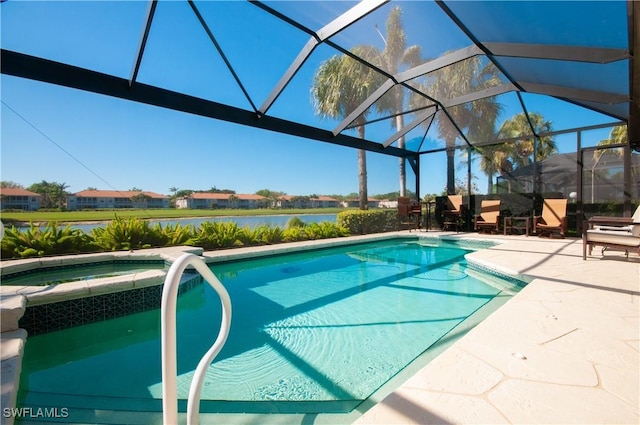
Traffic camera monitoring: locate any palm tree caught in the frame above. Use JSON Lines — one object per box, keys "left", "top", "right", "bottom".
{"left": 311, "top": 45, "right": 384, "bottom": 209}
{"left": 169, "top": 186, "right": 179, "bottom": 207}
{"left": 228, "top": 194, "right": 239, "bottom": 209}
{"left": 27, "top": 180, "right": 69, "bottom": 209}
{"left": 53, "top": 182, "right": 69, "bottom": 209}
{"left": 130, "top": 192, "right": 150, "bottom": 209}
{"left": 475, "top": 143, "right": 512, "bottom": 194}
{"left": 498, "top": 112, "right": 556, "bottom": 168}
{"left": 419, "top": 57, "right": 503, "bottom": 194}
{"left": 590, "top": 125, "right": 627, "bottom": 202}
{"left": 374, "top": 6, "right": 422, "bottom": 196}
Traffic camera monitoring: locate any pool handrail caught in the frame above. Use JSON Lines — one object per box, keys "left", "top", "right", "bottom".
{"left": 161, "top": 253, "right": 232, "bottom": 425}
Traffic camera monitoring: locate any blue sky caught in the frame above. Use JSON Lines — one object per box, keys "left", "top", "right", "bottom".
{"left": 0, "top": 0, "right": 624, "bottom": 198}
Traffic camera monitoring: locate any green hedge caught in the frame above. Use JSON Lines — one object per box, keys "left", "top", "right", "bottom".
{"left": 337, "top": 209, "right": 396, "bottom": 235}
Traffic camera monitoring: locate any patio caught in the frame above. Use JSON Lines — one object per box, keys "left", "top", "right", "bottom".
{"left": 354, "top": 231, "right": 639, "bottom": 424}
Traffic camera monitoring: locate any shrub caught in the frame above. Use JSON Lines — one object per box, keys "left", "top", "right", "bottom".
{"left": 91, "top": 216, "right": 168, "bottom": 251}
{"left": 283, "top": 226, "right": 308, "bottom": 242}
{"left": 285, "top": 216, "right": 306, "bottom": 228}
{"left": 192, "top": 221, "right": 242, "bottom": 249}
{"left": 337, "top": 210, "right": 389, "bottom": 235}
{"left": 161, "top": 223, "right": 196, "bottom": 246}
{"left": 304, "top": 221, "right": 349, "bottom": 239}
{"left": 1, "top": 222, "right": 97, "bottom": 259}
{"left": 260, "top": 226, "right": 284, "bottom": 244}
{"left": 238, "top": 225, "right": 266, "bottom": 246}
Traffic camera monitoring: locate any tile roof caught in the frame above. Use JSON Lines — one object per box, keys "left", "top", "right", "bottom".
{"left": 278, "top": 195, "right": 338, "bottom": 201}
{"left": 74, "top": 190, "right": 168, "bottom": 199}
{"left": 0, "top": 188, "right": 40, "bottom": 197}
{"left": 189, "top": 193, "right": 266, "bottom": 200}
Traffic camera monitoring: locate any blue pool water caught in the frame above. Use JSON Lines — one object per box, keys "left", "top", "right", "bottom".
{"left": 17, "top": 239, "right": 521, "bottom": 419}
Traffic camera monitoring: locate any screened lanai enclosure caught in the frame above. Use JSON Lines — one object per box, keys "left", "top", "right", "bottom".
{"left": 2, "top": 0, "right": 638, "bottom": 233}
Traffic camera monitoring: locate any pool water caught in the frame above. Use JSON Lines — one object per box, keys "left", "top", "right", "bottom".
{"left": 2, "top": 261, "right": 167, "bottom": 286}
{"left": 17, "top": 239, "right": 521, "bottom": 418}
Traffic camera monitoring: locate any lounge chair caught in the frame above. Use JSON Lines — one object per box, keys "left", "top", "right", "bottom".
{"left": 583, "top": 224, "right": 640, "bottom": 260}
{"left": 474, "top": 200, "right": 501, "bottom": 234}
{"left": 583, "top": 206, "right": 640, "bottom": 259}
{"left": 442, "top": 195, "right": 465, "bottom": 232}
{"left": 534, "top": 198, "right": 568, "bottom": 238}
{"left": 592, "top": 205, "right": 640, "bottom": 232}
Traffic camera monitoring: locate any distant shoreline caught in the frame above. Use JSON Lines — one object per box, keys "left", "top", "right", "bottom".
{"left": 3, "top": 212, "right": 342, "bottom": 228}
{"left": 0, "top": 208, "right": 351, "bottom": 227}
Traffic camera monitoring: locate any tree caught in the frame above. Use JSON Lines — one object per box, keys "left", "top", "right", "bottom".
{"left": 256, "top": 189, "right": 285, "bottom": 208}
{"left": 498, "top": 112, "right": 556, "bottom": 168}
{"left": 168, "top": 187, "right": 179, "bottom": 208}
{"left": 476, "top": 141, "right": 513, "bottom": 193}
{"left": 228, "top": 194, "right": 239, "bottom": 209}
{"left": 130, "top": 192, "right": 150, "bottom": 209}
{"left": 27, "top": 180, "right": 69, "bottom": 209}
{"left": 374, "top": 7, "right": 422, "bottom": 196}
{"left": 206, "top": 186, "right": 235, "bottom": 194}
{"left": 1, "top": 181, "right": 24, "bottom": 189}
{"left": 590, "top": 125, "right": 627, "bottom": 202}
{"left": 594, "top": 125, "right": 627, "bottom": 159}
{"left": 175, "top": 189, "right": 193, "bottom": 198}
{"left": 311, "top": 45, "right": 384, "bottom": 209}
{"left": 415, "top": 56, "right": 503, "bottom": 194}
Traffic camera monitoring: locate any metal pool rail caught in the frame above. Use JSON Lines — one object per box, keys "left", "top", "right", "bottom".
{"left": 161, "top": 253, "right": 232, "bottom": 425}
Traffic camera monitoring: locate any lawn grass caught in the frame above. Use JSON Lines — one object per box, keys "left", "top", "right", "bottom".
{"left": 0, "top": 208, "right": 350, "bottom": 224}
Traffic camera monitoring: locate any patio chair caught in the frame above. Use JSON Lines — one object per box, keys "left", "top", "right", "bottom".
{"left": 474, "top": 200, "right": 501, "bottom": 234}
{"left": 398, "top": 197, "right": 417, "bottom": 231}
{"left": 534, "top": 198, "right": 568, "bottom": 238}
{"left": 442, "top": 195, "right": 465, "bottom": 232}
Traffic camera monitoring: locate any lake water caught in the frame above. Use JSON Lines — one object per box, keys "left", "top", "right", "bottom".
{"left": 64, "top": 214, "right": 338, "bottom": 233}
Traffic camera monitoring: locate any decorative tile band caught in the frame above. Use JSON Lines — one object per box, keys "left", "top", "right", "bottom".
{"left": 2, "top": 259, "right": 168, "bottom": 281}
{"left": 18, "top": 274, "right": 203, "bottom": 336}
{"left": 417, "top": 236, "right": 499, "bottom": 250}
{"left": 466, "top": 261, "right": 527, "bottom": 288}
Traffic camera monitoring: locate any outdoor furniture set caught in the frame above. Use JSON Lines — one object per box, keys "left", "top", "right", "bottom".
{"left": 448, "top": 196, "right": 568, "bottom": 238}
{"left": 437, "top": 195, "right": 639, "bottom": 260}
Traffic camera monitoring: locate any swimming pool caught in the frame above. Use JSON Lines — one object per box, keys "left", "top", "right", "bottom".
{"left": 16, "top": 238, "right": 523, "bottom": 422}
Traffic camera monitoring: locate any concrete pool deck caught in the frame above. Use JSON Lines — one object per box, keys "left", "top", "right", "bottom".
{"left": 355, "top": 231, "right": 640, "bottom": 425}
{"left": 0, "top": 231, "right": 638, "bottom": 424}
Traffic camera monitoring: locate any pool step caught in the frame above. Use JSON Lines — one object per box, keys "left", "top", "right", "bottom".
{"left": 17, "top": 391, "right": 164, "bottom": 424}
{"left": 13, "top": 407, "right": 164, "bottom": 425}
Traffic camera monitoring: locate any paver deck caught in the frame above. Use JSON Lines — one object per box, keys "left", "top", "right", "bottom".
{"left": 355, "top": 232, "right": 639, "bottom": 424}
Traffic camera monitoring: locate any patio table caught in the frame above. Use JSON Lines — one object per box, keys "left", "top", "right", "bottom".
{"left": 504, "top": 216, "right": 531, "bottom": 236}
